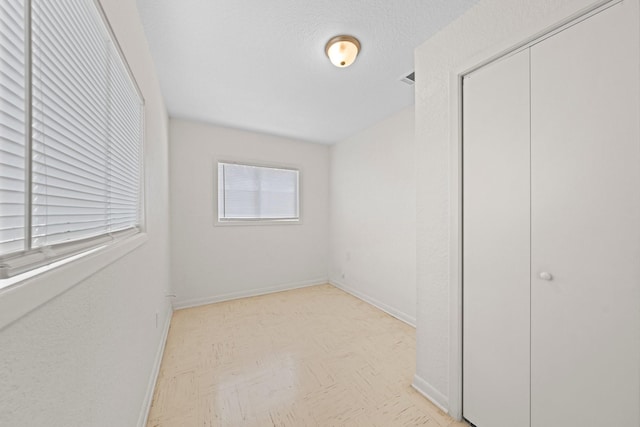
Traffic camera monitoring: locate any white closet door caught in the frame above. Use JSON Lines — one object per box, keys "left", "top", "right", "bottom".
{"left": 463, "top": 49, "right": 531, "bottom": 427}
{"left": 530, "top": 2, "right": 640, "bottom": 426}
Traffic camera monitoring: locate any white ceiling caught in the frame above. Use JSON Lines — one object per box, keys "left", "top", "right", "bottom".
{"left": 136, "top": 0, "right": 477, "bottom": 144}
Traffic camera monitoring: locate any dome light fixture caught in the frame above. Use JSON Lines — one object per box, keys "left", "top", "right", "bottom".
{"left": 325, "top": 35, "right": 360, "bottom": 68}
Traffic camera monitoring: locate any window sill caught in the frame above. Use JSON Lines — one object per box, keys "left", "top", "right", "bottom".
{"left": 0, "top": 232, "right": 147, "bottom": 331}
{"left": 214, "top": 219, "right": 302, "bottom": 227}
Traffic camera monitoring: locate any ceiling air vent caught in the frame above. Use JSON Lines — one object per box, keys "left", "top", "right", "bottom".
{"left": 401, "top": 71, "right": 415, "bottom": 85}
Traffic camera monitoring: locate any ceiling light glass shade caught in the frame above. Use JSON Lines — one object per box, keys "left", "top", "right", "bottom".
{"left": 325, "top": 35, "right": 360, "bottom": 68}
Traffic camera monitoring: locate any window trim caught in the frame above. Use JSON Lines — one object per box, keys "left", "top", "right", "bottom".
{"left": 214, "top": 159, "right": 302, "bottom": 226}
{"left": 94, "top": 0, "right": 148, "bottom": 237}
{"left": 92, "top": 0, "right": 145, "bottom": 105}
{"left": 0, "top": 232, "right": 147, "bottom": 330}
{"left": 0, "top": 0, "right": 147, "bottom": 279}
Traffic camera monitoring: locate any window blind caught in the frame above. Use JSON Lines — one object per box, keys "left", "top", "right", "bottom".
{"left": 31, "top": 0, "right": 142, "bottom": 248}
{"left": 0, "top": 0, "right": 26, "bottom": 256}
{"left": 0, "top": 0, "right": 143, "bottom": 278}
{"left": 218, "top": 163, "right": 299, "bottom": 220}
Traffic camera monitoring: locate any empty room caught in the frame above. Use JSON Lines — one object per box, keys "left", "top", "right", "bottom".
{"left": 1, "top": 0, "right": 638, "bottom": 426}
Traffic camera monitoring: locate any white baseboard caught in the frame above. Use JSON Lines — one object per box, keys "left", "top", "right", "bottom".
{"left": 172, "top": 278, "right": 328, "bottom": 310}
{"left": 330, "top": 280, "right": 416, "bottom": 327}
{"left": 412, "top": 374, "right": 450, "bottom": 414}
{"left": 137, "top": 304, "right": 173, "bottom": 427}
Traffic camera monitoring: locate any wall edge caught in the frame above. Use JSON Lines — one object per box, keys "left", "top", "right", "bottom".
{"left": 137, "top": 304, "right": 173, "bottom": 427}
{"left": 412, "top": 374, "right": 451, "bottom": 416}
{"left": 172, "top": 278, "right": 328, "bottom": 310}
{"left": 330, "top": 279, "right": 416, "bottom": 327}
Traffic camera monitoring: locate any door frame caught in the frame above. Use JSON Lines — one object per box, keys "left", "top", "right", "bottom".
{"left": 446, "top": 0, "right": 622, "bottom": 420}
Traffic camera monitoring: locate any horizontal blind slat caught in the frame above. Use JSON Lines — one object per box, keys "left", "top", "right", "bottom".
{"left": 31, "top": 172, "right": 137, "bottom": 201}
{"left": 0, "top": 0, "right": 26, "bottom": 257}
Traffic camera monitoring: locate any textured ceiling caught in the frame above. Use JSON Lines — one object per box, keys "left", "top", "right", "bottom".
{"left": 136, "top": 0, "right": 477, "bottom": 144}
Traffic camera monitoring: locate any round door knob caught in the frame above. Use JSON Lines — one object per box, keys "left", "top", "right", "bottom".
{"left": 539, "top": 272, "right": 553, "bottom": 281}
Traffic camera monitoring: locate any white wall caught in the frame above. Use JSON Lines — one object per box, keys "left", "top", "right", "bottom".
{"left": 170, "top": 119, "right": 329, "bottom": 307}
{"left": 0, "top": 1, "right": 171, "bottom": 426}
{"left": 329, "top": 107, "right": 416, "bottom": 325}
{"left": 414, "top": 0, "right": 612, "bottom": 416}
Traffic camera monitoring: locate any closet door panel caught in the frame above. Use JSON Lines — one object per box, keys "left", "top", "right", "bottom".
{"left": 530, "top": 2, "right": 640, "bottom": 426}
{"left": 463, "top": 49, "right": 530, "bottom": 427}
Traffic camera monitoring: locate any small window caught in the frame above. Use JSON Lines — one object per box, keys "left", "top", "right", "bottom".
{"left": 217, "top": 162, "right": 299, "bottom": 222}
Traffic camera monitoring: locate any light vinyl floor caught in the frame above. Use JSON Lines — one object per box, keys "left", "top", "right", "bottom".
{"left": 147, "top": 284, "right": 467, "bottom": 427}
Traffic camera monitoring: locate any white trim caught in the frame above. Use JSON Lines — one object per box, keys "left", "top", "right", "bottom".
{"left": 460, "top": 0, "right": 621, "bottom": 79}
{"left": 172, "top": 278, "right": 328, "bottom": 310}
{"left": 330, "top": 280, "right": 416, "bottom": 327}
{"left": 448, "top": 69, "right": 464, "bottom": 420}
{"left": 137, "top": 304, "right": 173, "bottom": 427}
{"left": 0, "top": 228, "right": 139, "bottom": 279}
{"left": 92, "top": 0, "right": 144, "bottom": 103}
{"left": 0, "top": 233, "right": 147, "bottom": 331}
{"left": 214, "top": 219, "right": 302, "bottom": 227}
{"left": 446, "top": 0, "right": 621, "bottom": 420}
{"left": 412, "top": 374, "right": 449, "bottom": 414}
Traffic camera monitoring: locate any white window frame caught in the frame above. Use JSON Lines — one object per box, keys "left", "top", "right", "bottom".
{"left": 214, "top": 160, "right": 301, "bottom": 226}
{"left": 0, "top": 0, "right": 146, "bottom": 285}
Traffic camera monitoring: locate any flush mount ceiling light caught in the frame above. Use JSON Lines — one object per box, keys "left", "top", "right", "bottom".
{"left": 325, "top": 35, "right": 360, "bottom": 68}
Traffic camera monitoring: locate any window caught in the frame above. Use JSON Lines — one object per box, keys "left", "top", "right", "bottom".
{"left": 217, "top": 162, "right": 299, "bottom": 222}
{"left": 0, "top": 0, "right": 143, "bottom": 279}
